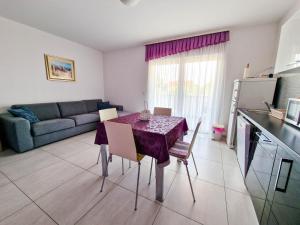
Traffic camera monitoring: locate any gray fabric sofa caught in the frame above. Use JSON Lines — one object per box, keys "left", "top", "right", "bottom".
{"left": 0, "top": 99, "right": 124, "bottom": 153}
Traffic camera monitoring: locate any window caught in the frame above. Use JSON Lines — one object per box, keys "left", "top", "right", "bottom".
{"left": 147, "top": 43, "right": 226, "bottom": 132}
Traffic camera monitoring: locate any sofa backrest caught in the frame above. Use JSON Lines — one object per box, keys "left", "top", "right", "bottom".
{"left": 58, "top": 101, "right": 88, "bottom": 117}
{"left": 83, "top": 99, "right": 102, "bottom": 112}
{"left": 12, "top": 103, "right": 61, "bottom": 121}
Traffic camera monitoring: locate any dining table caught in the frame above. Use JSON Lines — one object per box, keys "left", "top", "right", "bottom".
{"left": 94, "top": 112, "right": 188, "bottom": 202}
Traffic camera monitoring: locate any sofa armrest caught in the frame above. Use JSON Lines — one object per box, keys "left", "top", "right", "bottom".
{"left": 110, "top": 104, "right": 124, "bottom": 111}
{"left": 0, "top": 113, "right": 34, "bottom": 152}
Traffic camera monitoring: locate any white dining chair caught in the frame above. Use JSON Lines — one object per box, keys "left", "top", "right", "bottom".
{"left": 99, "top": 108, "right": 118, "bottom": 122}
{"left": 148, "top": 107, "right": 172, "bottom": 184}
{"left": 153, "top": 107, "right": 172, "bottom": 116}
{"left": 168, "top": 120, "right": 201, "bottom": 202}
{"left": 98, "top": 108, "right": 131, "bottom": 172}
{"left": 101, "top": 121, "right": 144, "bottom": 210}
{"left": 97, "top": 108, "right": 118, "bottom": 164}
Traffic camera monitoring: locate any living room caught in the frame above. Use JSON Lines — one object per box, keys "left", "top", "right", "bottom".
{"left": 0, "top": 0, "right": 300, "bottom": 225}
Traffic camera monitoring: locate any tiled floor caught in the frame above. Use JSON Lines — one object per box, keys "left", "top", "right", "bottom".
{"left": 0, "top": 131, "right": 259, "bottom": 225}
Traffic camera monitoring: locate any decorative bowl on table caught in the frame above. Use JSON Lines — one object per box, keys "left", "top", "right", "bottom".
{"left": 139, "top": 110, "right": 151, "bottom": 121}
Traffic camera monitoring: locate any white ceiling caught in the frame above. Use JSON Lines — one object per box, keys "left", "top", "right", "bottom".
{"left": 0, "top": 0, "right": 297, "bottom": 52}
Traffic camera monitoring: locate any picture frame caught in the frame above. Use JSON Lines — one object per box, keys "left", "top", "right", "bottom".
{"left": 44, "top": 54, "right": 76, "bottom": 81}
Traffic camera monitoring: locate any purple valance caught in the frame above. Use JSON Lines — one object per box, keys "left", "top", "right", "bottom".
{"left": 145, "top": 31, "right": 229, "bottom": 61}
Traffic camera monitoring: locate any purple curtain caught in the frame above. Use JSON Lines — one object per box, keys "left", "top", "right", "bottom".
{"left": 145, "top": 31, "right": 229, "bottom": 61}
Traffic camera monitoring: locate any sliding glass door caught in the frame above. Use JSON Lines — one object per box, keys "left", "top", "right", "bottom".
{"left": 148, "top": 43, "right": 226, "bottom": 132}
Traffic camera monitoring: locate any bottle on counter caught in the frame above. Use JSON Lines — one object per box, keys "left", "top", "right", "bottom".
{"left": 243, "top": 63, "right": 250, "bottom": 79}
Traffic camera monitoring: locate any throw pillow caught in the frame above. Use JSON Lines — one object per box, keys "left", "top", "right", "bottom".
{"left": 8, "top": 107, "right": 40, "bottom": 123}
{"left": 97, "top": 101, "right": 113, "bottom": 110}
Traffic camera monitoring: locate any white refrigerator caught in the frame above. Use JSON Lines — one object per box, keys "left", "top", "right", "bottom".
{"left": 226, "top": 78, "right": 277, "bottom": 148}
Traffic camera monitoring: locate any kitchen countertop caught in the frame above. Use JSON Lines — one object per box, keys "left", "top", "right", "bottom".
{"left": 238, "top": 108, "right": 300, "bottom": 157}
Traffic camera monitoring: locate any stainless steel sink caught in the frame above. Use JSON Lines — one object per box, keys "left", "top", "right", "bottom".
{"left": 247, "top": 109, "right": 270, "bottom": 114}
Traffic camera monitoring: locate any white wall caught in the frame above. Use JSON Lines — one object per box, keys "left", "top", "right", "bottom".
{"left": 0, "top": 16, "right": 104, "bottom": 112}
{"left": 224, "top": 23, "right": 279, "bottom": 125}
{"left": 280, "top": 0, "right": 300, "bottom": 25}
{"left": 103, "top": 23, "right": 279, "bottom": 127}
{"left": 103, "top": 46, "right": 147, "bottom": 111}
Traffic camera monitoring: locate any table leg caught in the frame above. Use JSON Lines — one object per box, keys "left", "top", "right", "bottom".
{"left": 177, "top": 135, "right": 184, "bottom": 163}
{"left": 100, "top": 144, "right": 108, "bottom": 177}
{"left": 155, "top": 162, "right": 164, "bottom": 202}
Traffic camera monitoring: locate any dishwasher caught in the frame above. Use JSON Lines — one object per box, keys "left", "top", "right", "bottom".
{"left": 236, "top": 115, "right": 254, "bottom": 178}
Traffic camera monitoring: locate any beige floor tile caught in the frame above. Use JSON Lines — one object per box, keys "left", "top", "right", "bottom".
{"left": 0, "top": 172, "right": 10, "bottom": 187}
{"left": 64, "top": 148, "right": 99, "bottom": 169}
{"left": 193, "top": 140, "right": 222, "bottom": 163}
{"left": 89, "top": 156, "right": 135, "bottom": 183}
{"left": 40, "top": 138, "right": 75, "bottom": 151}
{"left": 76, "top": 186, "right": 160, "bottom": 225}
{"left": 222, "top": 147, "right": 239, "bottom": 167}
{"left": 0, "top": 148, "right": 43, "bottom": 167}
{"left": 223, "top": 164, "right": 247, "bottom": 194}
{"left": 226, "top": 189, "right": 259, "bottom": 225}
{"left": 68, "top": 132, "right": 96, "bottom": 143}
{"left": 163, "top": 174, "right": 228, "bottom": 225}
{"left": 0, "top": 203, "right": 55, "bottom": 225}
{"left": 153, "top": 207, "right": 200, "bottom": 225}
{"left": 15, "top": 161, "right": 84, "bottom": 200}
{"left": 36, "top": 171, "right": 115, "bottom": 225}
{"left": 42, "top": 144, "right": 88, "bottom": 160}
{"left": 0, "top": 151, "right": 61, "bottom": 180}
{"left": 167, "top": 157, "right": 224, "bottom": 186}
{"left": 0, "top": 183, "right": 31, "bottom": 221}
{"left": 78, "top": 135, "right": 97, "bottom": 146}
{"left": 42, "top": 140, "right": 92, "bottom": 159}
{"left": 119, "top": 163, "right": 177, "bottom": 201}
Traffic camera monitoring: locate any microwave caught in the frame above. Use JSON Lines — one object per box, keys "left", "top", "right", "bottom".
{"left": 285, "top": 98, "right": 300, "bottom": 128}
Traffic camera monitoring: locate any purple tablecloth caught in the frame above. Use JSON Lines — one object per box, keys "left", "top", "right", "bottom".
{"left": 94, "top": 113, "right": 188, "bottom": 166}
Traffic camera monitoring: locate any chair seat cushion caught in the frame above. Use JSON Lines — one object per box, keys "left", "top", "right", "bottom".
{"left": 169, "top": 146, "right": 189, "bottom": 159}
{"left": 68, "top": 113, "right": 99, "bottom": 126}
{"left": 32, "top": 118, "right": 75, "bottom": 136}
{"left": 174, "top": 140, "right": 190, "bottom": 149}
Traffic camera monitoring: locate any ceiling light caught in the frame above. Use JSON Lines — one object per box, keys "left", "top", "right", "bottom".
{"left": 120, "top": 0, "right": 141, "bottom": 7}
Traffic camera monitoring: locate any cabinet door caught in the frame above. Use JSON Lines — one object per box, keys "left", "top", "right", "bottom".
{"left": 267, "top": 146, "right": 300, "bottom": 225}
{"left": 245, "top": 132, "right": 278, "bottom": 224}
{"left": 275, "top": 10, "right": 300, "bottom": 73}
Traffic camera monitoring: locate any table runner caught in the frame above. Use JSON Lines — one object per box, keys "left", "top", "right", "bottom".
{"left": 94, "top": 113, "right": 188, "bottom": 166}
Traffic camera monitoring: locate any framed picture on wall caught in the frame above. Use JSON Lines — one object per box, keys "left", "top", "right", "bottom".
{"left": 44, "top": 54, "right": 76, "bottom": 81}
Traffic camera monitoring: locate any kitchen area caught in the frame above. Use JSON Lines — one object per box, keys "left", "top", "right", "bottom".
{"left": 228, "top": 8, "right": 300, "bottom": 225}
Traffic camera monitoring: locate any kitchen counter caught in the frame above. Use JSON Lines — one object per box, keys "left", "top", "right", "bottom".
{"left": 238, "top": 108, "right": 300, "bottom": 157}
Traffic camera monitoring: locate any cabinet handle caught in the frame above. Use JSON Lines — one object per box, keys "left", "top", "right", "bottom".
{"left": 255, "top": 132, "right": 272, "bottom": 143}
{"left": 274, "top": 158, "right": 293, "bottom": 193}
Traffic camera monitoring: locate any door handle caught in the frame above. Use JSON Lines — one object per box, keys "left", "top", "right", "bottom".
{"left": 274, "top": 158, "right": 293, "bottom": 193}
{"left": 255, "top": 132, "right": 271, "bottom": 143}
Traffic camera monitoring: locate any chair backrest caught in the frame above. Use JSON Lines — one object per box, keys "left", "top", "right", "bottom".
{"left": 99, "top": 108, "right": 118, "bottom": 122}
{"left": 187, "top": 120, "right": 201, "bottom": 158}
{"left": 104, "top": 121, "right": 138, "bottom": 162}
{"left": 153, "top": 107, "right": 172, "bottom": 116}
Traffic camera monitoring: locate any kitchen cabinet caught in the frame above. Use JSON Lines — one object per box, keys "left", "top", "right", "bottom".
{"left": 245, "top": 133, "right": 278, "bottom": 224}
{"left": 245, "top": 132, "right": 300, "bottom": 225}
{"left": 267, "top": 145, "right": 300, "bottom": 225}
{"left": 275, "top": 10, "right": 300, "bottom": 74}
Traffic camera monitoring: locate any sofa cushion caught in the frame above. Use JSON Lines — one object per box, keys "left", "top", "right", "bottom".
{"left": 12, "top": 103, "right": 61, "bottom": 121}
{"left": 32, "top": 118, "right": 75, "bottom": 136}
{"left": 97, "top": 101, "right": 114, "bottom": 110}
{"left": 68, "top": 113, "right": 99, "bottom": 126}
{"left": 83, "top": 99, "right": 102, "bottom": 112}
{"left": 8, "top": 107, "right": 40, "bottom": 123}
{"left": 58, "top": 101, "right": 88, "bottom": 117}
